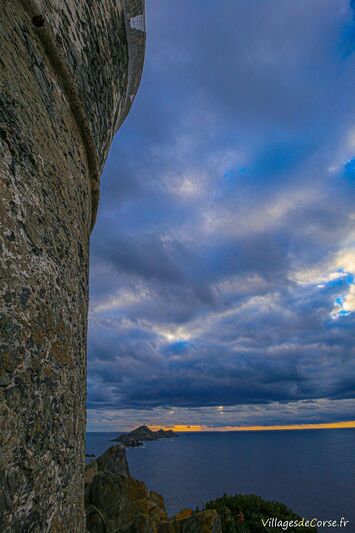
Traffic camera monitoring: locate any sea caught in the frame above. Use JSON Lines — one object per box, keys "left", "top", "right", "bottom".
{"left": 86, "top": 429, "right": 355, "bottom": 529}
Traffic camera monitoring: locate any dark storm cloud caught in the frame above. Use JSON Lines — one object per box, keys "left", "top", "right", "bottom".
{"left": 87, "top": 0, "right": 355, "bottom": 428}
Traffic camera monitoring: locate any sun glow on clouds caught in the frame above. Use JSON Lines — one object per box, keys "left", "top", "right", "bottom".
{"left": 155, "top": 325, "right": 192, "bottom": 343}
{"left": 149, "top": 424, "right": 204, "bottom": 432}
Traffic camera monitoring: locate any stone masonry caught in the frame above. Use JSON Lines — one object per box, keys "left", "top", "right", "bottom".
{"left": 0, "top": 1, "right": 145, "bottom": 531}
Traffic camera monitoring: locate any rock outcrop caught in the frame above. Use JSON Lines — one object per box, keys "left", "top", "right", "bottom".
{"left": 85, "top": 444, "right": 168, "bottom": 532}
{"left": 95, "top": 444, "right": 130, "bottom": 477}
{"left": 85, "top": 445, "right": 221, "bottom": 533}
{"left": 0, "top": 1, "right": 145, "bottom": 530}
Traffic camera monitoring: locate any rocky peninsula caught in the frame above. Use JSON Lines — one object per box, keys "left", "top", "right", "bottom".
{"left": 112, "top": 425, "right": 178, "bottom": 447}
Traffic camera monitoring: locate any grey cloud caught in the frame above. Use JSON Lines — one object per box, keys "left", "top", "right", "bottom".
{"left": 88, "top": 0, "right": 355, "bottom": 428}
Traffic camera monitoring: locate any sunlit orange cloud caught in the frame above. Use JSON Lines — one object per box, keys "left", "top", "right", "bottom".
{"left": 149, "top": 424, "right": 205, "bottom": 432}
{"left": 149, "top": 421, "right": 355, "bottom": 432}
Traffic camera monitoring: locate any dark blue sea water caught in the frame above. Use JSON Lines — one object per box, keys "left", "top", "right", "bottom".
{"left": 86, "top": 430, "right": 355, "bottom": 528}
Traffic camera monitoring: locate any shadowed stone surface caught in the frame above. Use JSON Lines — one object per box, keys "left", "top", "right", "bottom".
{"left": 0, "top": 0, "right": 145, "bottom": 531}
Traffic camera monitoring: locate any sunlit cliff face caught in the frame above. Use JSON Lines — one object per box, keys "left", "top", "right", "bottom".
{"left": 87, "top": 0, "right": 355, "bottom": 432}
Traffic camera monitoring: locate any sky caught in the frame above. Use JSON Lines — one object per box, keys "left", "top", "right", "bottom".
{"left": 87, "top": 0, "right": 355, "bottom": 432}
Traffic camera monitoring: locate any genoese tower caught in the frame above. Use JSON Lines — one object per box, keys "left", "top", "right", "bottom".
{"left": 0, "top": 1, "right": 145, "bottom": 530}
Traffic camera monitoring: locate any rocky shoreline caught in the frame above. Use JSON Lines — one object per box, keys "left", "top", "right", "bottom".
{"left": 86, "top": 428, "right": 315, "bottom": 532}
{"left": 85, "top": 444, "right": 221, "bottom": 532}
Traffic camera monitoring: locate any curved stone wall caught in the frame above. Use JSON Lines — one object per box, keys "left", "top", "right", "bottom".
{"left": 0, "top": 1, "right": 145, "bottom": 531}
{"left": 19, "top": 0, "right": 145, "bottom": 226}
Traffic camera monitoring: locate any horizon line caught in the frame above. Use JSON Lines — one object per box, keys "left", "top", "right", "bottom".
{"left": 147, "top": 420, "right": 355, "bottom": 432}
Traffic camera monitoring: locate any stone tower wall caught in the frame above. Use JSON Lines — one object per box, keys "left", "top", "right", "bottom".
{"left": 0, "top": 1, "right": 145, "bottom": 531}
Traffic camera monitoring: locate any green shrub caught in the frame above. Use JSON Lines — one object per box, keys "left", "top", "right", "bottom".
{"left": 204, "top": 493, "right": 317, "bottom": 532}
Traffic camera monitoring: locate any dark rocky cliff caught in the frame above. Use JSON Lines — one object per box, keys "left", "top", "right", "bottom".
{"left": 85, "top": 445, "right": 221, "bottom": 533}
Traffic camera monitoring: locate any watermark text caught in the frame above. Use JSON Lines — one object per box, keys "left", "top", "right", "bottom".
{"left": 261, "top": 517, "right": 349, "bottom": 530}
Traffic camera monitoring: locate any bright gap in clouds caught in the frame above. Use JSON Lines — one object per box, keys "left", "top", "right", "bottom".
{"left": 291, "top": 249, "right": 355, "bottom": 319}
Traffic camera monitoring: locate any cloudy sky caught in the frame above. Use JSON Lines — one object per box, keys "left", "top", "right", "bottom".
{"left": 87, "top": 0, "right": 355, "bottom": 431}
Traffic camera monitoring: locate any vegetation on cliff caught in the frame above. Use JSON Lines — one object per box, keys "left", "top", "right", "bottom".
{"left": 203, "top": 494, "right": 317, "bottom": 532}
